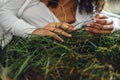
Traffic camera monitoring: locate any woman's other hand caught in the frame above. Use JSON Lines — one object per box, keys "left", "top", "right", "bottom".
{"left": 85, "top": 14, "right": 114, "bottom": 34}
{"left": 32, "top": 22, "right": 75, "bottom": 42}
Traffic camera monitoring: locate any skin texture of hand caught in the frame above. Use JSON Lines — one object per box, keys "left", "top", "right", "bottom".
{"left": 32, "top": 22, "right": 75, "bottom": 42}
{"left": 85, "top": 14, "right": 114, "bottom": 34}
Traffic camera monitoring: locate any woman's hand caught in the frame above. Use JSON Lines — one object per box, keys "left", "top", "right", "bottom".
{"left": 85, "top": 14, "right": 114, "bottom": 34}
{"left": 32, "top": 22, "right": 75, "bottom": 42}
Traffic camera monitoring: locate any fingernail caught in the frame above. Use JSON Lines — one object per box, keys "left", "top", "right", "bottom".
{"left": 87, "top": 23, "right": 91, "bottom": 26}
{"left": 93, "top": 19, "right": 96, "bottom": 22}
{"left": 61, "top": 39, "right": 64, "bottom": 42}
{"left": 85, "top": 28, "right": 89, "bottom": 31}
{"left": 73, "top": 28, "right": 76, "bottom": 30}
{"left": 68, "top": 34, "right": 72, "bottom": 37}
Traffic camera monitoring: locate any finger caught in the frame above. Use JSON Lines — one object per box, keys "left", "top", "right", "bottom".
{"left": 58, "top": 23, "right": 75, "bottom": 31}
{"left": 102, "top": 24, "right": 113, "bottom": 30}
{"left": 66, "top": 24, "right": 75, "bottom": 31}
{"left": 88, "top": 23, "right": 113, "bottom": 30}
{"left": 49, "top": 31, "right": 64, "bottom": 42}
{"left": 44, "top": 23, "right": 56, "bottom": 31}
{"left": 94, "top": 14, "right": 107, "bottom": 19}
{"left": 94, "top": 18, "right": 113, "bottom": 25}
{"left": 32, "top": 29, "right": 64, "bottom": 42}
{"left": 85, "top": 27, "right": 111, "bottom": 34}
{"left": 54, "top": 28, "right": 72, "bottom": 38}
{"left": 87, "top": 23, "right": 101, "bottom": 30}
{"left": 49, "top": 27, "right": 56, "bottom": 32}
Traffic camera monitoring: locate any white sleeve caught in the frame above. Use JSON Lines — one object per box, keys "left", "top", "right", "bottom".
{"left": 0, "top": 0, "right": 37, "bottom": 38}
{"left": 112, "top": 18, "right": 120, "bottom": 32}
{"left": 101, "top": 10, "right": 120, "bottom": 32}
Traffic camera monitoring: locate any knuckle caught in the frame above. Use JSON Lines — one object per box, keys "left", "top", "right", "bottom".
{"left": 63, "top": 32, "right": 68, "bottom": 35}
{"left": 52, "top": 33, "right": 57, "bottom": 37}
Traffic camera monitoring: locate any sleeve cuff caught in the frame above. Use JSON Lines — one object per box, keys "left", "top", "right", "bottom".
{"left": 11, "top": 19, "right": 37, "bottom": 38}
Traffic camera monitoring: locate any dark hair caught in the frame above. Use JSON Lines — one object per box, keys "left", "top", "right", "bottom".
{"left": 47, "top": 0, "right": 105, "bottom": 14}
{"left": 47, "top": 0, "right": 59, "bottom": 8}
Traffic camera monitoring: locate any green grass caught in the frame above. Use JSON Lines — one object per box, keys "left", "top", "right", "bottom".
{"left": 1, "top": 1, "right": 120, "bottom": 79}
{"left": 0, "top": 28, "right": 120, "bottom": 80}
